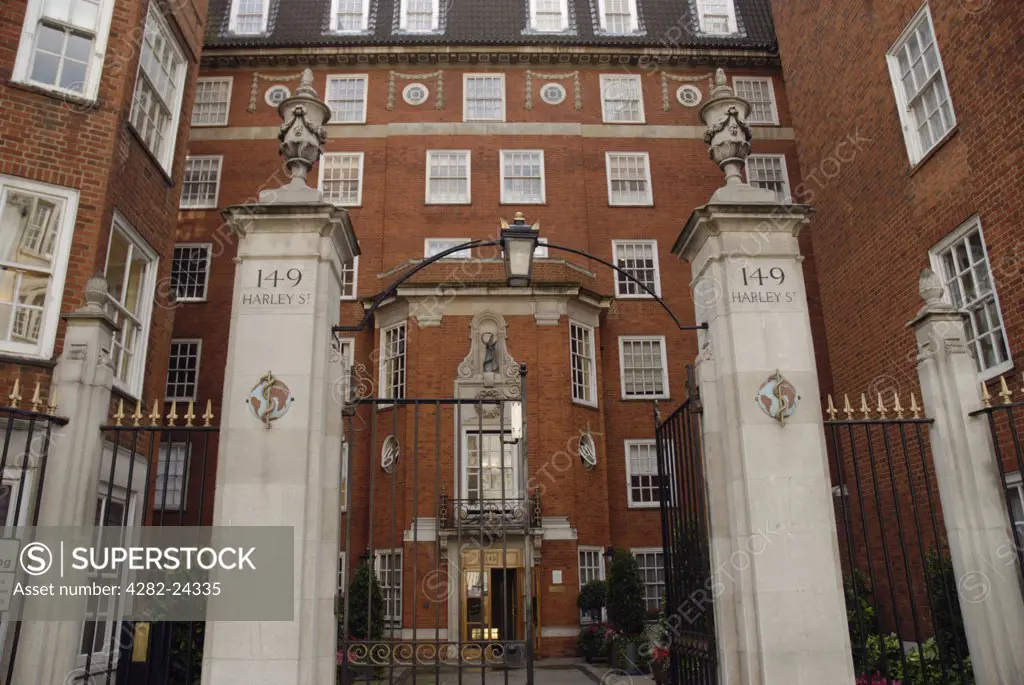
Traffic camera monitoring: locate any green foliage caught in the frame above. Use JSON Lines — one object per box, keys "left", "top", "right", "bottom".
{"left": 924, "top": 549, "right": 969, "bottom": 660}
{"left": 167, "top": 621, "right": 204, "bottom": 685}
{"left": 577, "top": 580, "right": 607, "bottom": 623}
{"left": 577, "top": 623, "right": 612, "bottom": 659}
{"left": 862, "top": 634, "right": 974, "bottom": 685}
{"left": 344, "top": 562, "right": 384, "bottom": 641}
{"left": 844, "top": 569, "right": 879, "bottom": 673}
{"left": 606, "top": 549, "right": 646, "bottom": 637}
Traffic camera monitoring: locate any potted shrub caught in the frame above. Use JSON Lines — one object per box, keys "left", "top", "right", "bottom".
{"left": 577, "top": 579, "right": 607, "bottom": 625}
{"left": 339, "top": 562, "right": 384, "bottom": 683}
{"left": 606, "top": 549, "right": 646, "bottom": 674}
{"left": 577, "top": 623, "right": 610, "bottom": 663}
{"left": 650, "top": 646, "right": 670, "bottom": 684}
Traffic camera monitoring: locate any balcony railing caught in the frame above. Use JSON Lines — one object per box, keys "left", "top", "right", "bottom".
{"left": 438, "top": 490, "right": 541, "bottom": 529}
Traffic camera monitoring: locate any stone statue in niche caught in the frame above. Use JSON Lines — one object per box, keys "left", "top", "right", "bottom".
{"left": 482, "top": 332, "right": 499, "bottom": 373}
{"left": 457, "top": 311, "right": 521, "bottom": 399}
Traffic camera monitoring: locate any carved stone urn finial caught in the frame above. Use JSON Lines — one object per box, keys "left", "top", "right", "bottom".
{"left": 919, "top": 268, "right": 947, "bottom": 305}
{"left": 699, "top": 68, "right": 754, "bottom": 186}
{"left": 261, "top": 67, "right": 332, "bottom": 203}
{"left": 83, "top": 274, "right": 109, "bottom": 312}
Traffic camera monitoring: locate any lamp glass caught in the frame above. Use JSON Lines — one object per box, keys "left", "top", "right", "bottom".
{"left": 504, "top": 238, "right": 535, "bottom": 286}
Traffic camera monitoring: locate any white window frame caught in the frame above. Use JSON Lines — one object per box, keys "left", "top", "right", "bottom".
{"left": 463, "top": 74, "right": 507, "bottom": 123}
{"left": 340, "top": 439, "right": 351, "bottom": 511}
{"left": 578, "top": 545, "right": 607, "bottom": 624}
{"left": 229, "top": 0, "right": 269, "bottom": 34}
{"left": 605, "top": 152, "right": 654, "bottom": 207}
{"left": 928, "top": 216, "right": 1012, "bottom": 380}
{"left": 535, "top": 237, "right": 549, "bottom": 258}
{"left": 530, "top": 0, "right": 570, "bottom": 32}
{"left": 318, "top": 152, "right": 365, "bottom": 207}
{"left": 128, "top": 6, "right": 186, "bottom": 174}
{"left": 103, "top": 214, "right": 158, "bottom": 397}
{"left": 191, "top": 77, "right": 233, "bottom": 127}
{"left": 338, "top": 550, "right": 348, "bottom": 592}
{"left": 596, "top": 0, "right": 638, "bottom": 33}
{"left": 625, "top": 440, "right": 661, "bottom": 509}
{"left": 732, "top": 77, "right": 778, "bottom": 125}
{"left": 170, "top": 243, "right": 212, "bottom": 303}
{"left": 569, "top": 321, "right": 597, "bottom": 407}
{"left": 374, "top": 549, "right": 404, "bottom": 625}
{"left": 1007, "top": 472, "right": 1024, "bottom": 541}
{"left": 600, "top": 75, "right": 645, "bottom": 124}
{"left": 611, "top": 239, "right": 661, "bottom": 298}
{"left": 180, "top": 155, "right": 223, "bottom": 209}
{"left": 0, "top": 175, "right": 78, "bottom": 359}
{"left": 11, "top": 0, "right": 117, "bottom": 101}
{"left": 695, "top": 0, "right": 737, "bottom": 35}
{"left": 500, "top": 150, "right": 546, "bottom": 205}
{"left": 399, "top": 0, "right": 440, "bottom": 32}
{"left": 886, "top": 4, "right": 957, "bottom": 166}
{"left": 341, "top": 256, "right": 359, "bottom": 301}
{"left": 154, "top": 440, "right": 190, "bottom": 510}
{"left": 424, "top": 238, "right": 472, "bottom": 260}
{"left": 164, "top": 338, "right": 202, "bottom": 402}
{"left": 631, "top": 547, "right": 665, "bottom": 613}
{"left": 378, "top": 321, "right": 408, "bottom": 401}
{"left": 461, "top": 429, "right": 520, "bottom": 502}
{"left": 330, "top": 0, "right": 371, "bottom": 32}
{"left": 744, "top": 154, "right": 791, "bottom": 203}
{"left": 325, "top": 74, "right": 369, "bottom": 124}
{"left": 618, "top": 336, "right": 670, "bottom": 400}
{"left": 425, "top": 150, "right": 472, "bottom": 205}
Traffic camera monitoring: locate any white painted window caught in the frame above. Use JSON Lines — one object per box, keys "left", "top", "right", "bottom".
{"left": 745, "top": 155, "right": 790, "bottom": 203}
{"left": 606, "top": 153, "right": 653, "bottom": 206}
{"left": 930, "top": 217, "right": 1011, "bottom": 379}
{"left": 530, "top": 0, "right": 569, "bottom": 31}
{"left": 129, "top": 6, "right": 186, "bottom": 173}
{"left": 375, "top": 549, "right": 403, "bottom": 624}
{"left": 0, "top": 175, "right": 78, "bottom": 359}
{"left": 619, "top": 337, "right": 669, "bottom": 399}
{"left": 154, "top": 441, "right": 190, "bottom": 510}
{"left": 612, "top": 240, "right": 660, "bottom": 297}
{"left": 80, "top": 492, "right": 133, "bottom": 661}
{"left": 165, "top": 339, "right": 201, "bottom": 401}
{"left": 426, "top": 151, "right": 471, "bottom": 204}
{"left": 12, "top": 0, "right": 115, "bottom": 100}
{"left": 1007, "top": 474, "right": 1024, "bottom": 542}
{"left": 320, "top": 152, "right": 364, "bottom": 206}
{"left": 425, "top": 238, "right": 472, "bottom": 260}
{"left": 578, "top": 546, "right": 606, "bottom": 624}
{"left": 463, "top": 430, "right": 519, "bottom": 501}
{"left": 338, "top": 551, "right": 348, "bottom": 592}
{"left": 326, "top": 75, "right": 368, "bottom": 123}
{"left": 170, "top": 244, "right": 211, "bottom": 302}
{"left": 500, "top": 151, "right": 545, "bottom": 204}
{"left": 597, "top": 0, "right": 638, "bottom": 33}
{"left": 631, "top": 548, "right": 665, "bottom": 611}
{"left": 379, "top": 322, "right": 407, "bottom": 400}
{"left": 191, "top": 77, "right": 233, "bottom": 126}
{"left": 886, "top": 5, "right": 956, "bottom": 165}
{"left": 600, "top": 75, "right": 644, "bottom": 123}
{"left": 625, "top": 440, "right": 661, "bottom": 508}
{"left": 463, "top": 74, "right": 506, "bottom": 122}
{"left": 570, "top": 322, "right": 597, "bottom": 406}
{"left": 340, "top": 440, "right": 350, "bottom": 511}
{"left": 180, "top": 156, "right": 223, "bottom": 209}
{"left": 733, "top": 77, "right": 778, "bottom": 125}
{"left": 229, "top": 0, "right": 268, "bottom": 34}
{"left": 331, "top": 0, "right": 370, "bottom": 32}
{"left": 341, "top": 257, "right": 358, "bottom": 300}
{"left": 695, "top": 0, "right": 736, "bottom": 34}
{"left": 399, "top": 0, "right": 439, "bottom": 32}
{"left": 535, "top": 238, "right": 549, "bottom": 258}
{"left": 103, "top": 215, "right": 158, "bottom": 397}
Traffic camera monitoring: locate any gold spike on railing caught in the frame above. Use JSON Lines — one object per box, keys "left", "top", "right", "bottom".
{"left": 113, "top": 399, "right": 125, "bottom": 426}
{"left": 30, "top": 382, "right": 42, "bottom": 412}
{"left": 8, "top": 379, "right": 21, "bottom": 409}
{"left": 981, "top": 382, "right": 992, "bottom": 408}
{"left": 826, "top": 395, "right": 838, "bottom": 420}
{"left": 910, "top": 393, "right": 921, "bottom": 419}
{"left": 876, "top": 393, "right": 887, "bottom": 419}
{"left": 166, "top": 401, "right": 179, "bottom": 426}
{"left": 132, "top": 399, "right": 143, "bottom": 427}
{"left": 893, "top": 392, "right": 905, "bottom": 419}
{"left": 998, "top": 376, "right": 1012, "bottom": 404}
{"left": 149, "top": 399, "right": 161, "bottom": 425}
{"left": 184, "top": 400, "right": 196, "bottom": 427}
{"left": 202, "top": 399, "right": 215, "bottom": 427}
{"left": 843, "top": 394, "right": 854, "bottom": 420}
{"left": 47, "top": 387, "right": 58, "bottom": 414}
{"left": 860, "top": 393, "right": 871, "bottom": 420}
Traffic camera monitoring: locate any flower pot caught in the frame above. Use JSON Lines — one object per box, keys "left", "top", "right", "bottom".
{"left": 652, "top": 658, "right": 670, "bottom": 684}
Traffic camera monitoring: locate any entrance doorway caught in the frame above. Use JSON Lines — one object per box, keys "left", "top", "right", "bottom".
{"left": 464, "top": 568, "right": 520, "bottom": 642}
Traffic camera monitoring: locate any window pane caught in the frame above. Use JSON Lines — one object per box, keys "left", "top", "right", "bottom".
{"left": 181, "top": 157, "right": 221, "bottom": 208}
{"left": 465, "top": 76, "right": 504, "bottom": 121}
{"left": 614, "top": 241, "right": 658, "bottom": 295}
{"left": 602, "top": 76, "right": 642, "bottom": 122}
{"left": 607, "top": 154, "right": 651, "bottom": 205}
{"left": 502, "top": 151, "right": 544, "bottom": 203}
{"left": 192, "top": 78, "right": 231, "bottom": 126}
{"left": 165, "top": 340, "right": 200, "bottom": 400}
{"left": 621, "top": 338, "right": 665, "bottom": 397}
{"left": 322, "top": 154, "right": 362, "bottom": 205}
{"left": 327, "top": 77, "right": 366, "bottom": 122}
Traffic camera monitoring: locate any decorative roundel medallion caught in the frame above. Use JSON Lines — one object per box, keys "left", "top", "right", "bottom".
{"left": 676, "top": 84, "right": 703, "bottom": 107}
{"left": 403, "top": 83, "right": 429, "bottom": 106}
{"left": 265, "top": 85, "right": 291, "bottom": 107}
{"left": 382, "top": 435, "right": 400, "bottom": 473}
{"left": 579, "top": 431, "right": 597, "bottom": 471}
{"left": 539, "top": 83, "right": 567, "bottom": 106}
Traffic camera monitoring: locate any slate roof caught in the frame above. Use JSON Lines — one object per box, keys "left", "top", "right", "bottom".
{"left": 204, "top": 0, "right": 777, "bottom": 52}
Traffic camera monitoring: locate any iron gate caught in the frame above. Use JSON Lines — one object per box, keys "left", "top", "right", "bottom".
{"left": 654, "top": 367, "right": 717, "bottom": 685}
{"left": 338, "top": 388, "right": 536, "bottom": 685}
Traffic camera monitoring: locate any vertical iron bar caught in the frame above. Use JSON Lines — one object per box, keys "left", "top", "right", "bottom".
{"left": 389, "top": 405, "right": 398, "bottom": 685}
{"left": 341, "top": 410, "right": 355, "bottom": 685}
{"left": 433, "top": 402, "right": 441, "bottom": 685}
{"left": 412, "top": 403, "right": 420, "bottom": 685}
{"left": 999, "top": 407, "right": 1024, "bottom": 574}
{"left": 366, "top": 405, "right": 378, "bottom": 651}
{"left": 520, "top": 365, "right": 533, "bottom": 685}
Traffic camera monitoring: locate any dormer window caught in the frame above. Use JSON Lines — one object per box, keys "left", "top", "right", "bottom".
{"left": 229, "top": 0, "right": 268, "bottom": 35}
{"left": 530, "top": 0, "right": 569, "bottom": 32}
{"left": 696, "top": 0, "right": 737, "bottom": 35}
{"left": 399, "top": 0, "right": 439, "bottom": 32}
{"left": 597, "top": 0, "right": 638, "bottom": 34}
{"left": 332, "top": 0, "right": 370, "bottom": 32}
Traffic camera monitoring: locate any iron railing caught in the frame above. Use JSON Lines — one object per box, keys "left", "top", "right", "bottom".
{"left": 439, "top": 493, "right": 541, "bottom": 530}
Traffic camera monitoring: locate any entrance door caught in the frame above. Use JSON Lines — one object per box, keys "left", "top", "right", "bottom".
{"left": 490, "top": 568, "right": 518, "bottom": 641}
